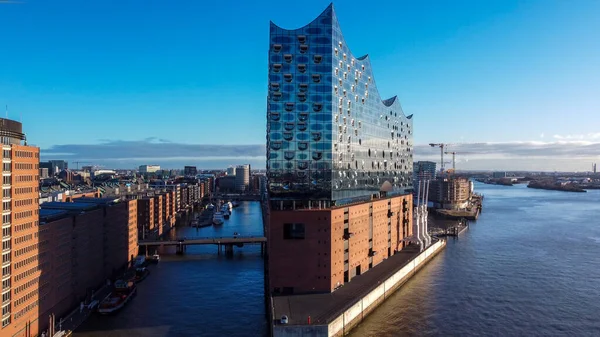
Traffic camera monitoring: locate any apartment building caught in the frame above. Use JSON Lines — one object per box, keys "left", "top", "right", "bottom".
{"left": 0, "top": 118, "right": 41, "bottom": 337}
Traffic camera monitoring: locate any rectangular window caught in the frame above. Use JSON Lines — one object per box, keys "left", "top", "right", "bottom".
{"left": 283, "top": 223, "right": 305, "bottom": 240}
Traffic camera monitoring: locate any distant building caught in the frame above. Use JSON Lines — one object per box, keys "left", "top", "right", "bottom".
{"left": 594, "top": 163, "right": 597, "bottom": 174}
{"left": 493, "top": 172, "right": 507, "bottom": 178}
{"left": 226, "top": 166, "right": 236, "bottom": 176}
{"left": 40, "top": 161, "right": 53, "bottom": 174}
{"left": 414, "top": 161, "right": 437, "bottom": 193}
{"left": 40, "top": 159, "right": 68, "bottom": 175}
{"left": 184, "top": 166, "right": 198, "bottom": 177}
{"left": 40, "top": 167, "right": 49, "bottom": 179}
{"left": 217, "top": 176, "right": 236, "bottom": 193}
{"left": 235, "top": 164, "right": 250, "bottom": 192}
{"left": 139, "top": 165, "right": 160, "bottom": 173}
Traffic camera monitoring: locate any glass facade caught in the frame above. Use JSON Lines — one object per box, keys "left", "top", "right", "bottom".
{"left": 267, "top": 4, "right": 413, "bottom": 206}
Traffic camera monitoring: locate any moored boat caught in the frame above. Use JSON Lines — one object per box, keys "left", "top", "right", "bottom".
{"left": 213, "top": 211, "right": 224, "bottom": 225}
{"left": 134, "top": 267, "right": 150, "bottom": 283}
{"left": 98, "top": 280, "right": 136, "bottom": 314}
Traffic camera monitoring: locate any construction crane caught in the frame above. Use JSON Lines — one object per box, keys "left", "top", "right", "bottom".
{"left": 73, "top": 161, "right": 91, "bottom": 170}
{"left": 444, "top": 151, "right": 473, "bottom": 171}
{"left": 445, "top": 152, "right": 458, "bottom": 171}
{"left": 429, "top": 143, "right": 447, "bottom": 173}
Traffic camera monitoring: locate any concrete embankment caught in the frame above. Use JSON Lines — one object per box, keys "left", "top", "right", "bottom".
{"left": 272, "top": 240, "right": 446, "bottom": 337}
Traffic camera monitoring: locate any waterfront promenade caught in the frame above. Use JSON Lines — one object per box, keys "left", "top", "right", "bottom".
{"left": 50, "top": 285, "right": 112, "bottom": 337}
{"left": 272, "top": 240, "right": 445, "bottom": 337}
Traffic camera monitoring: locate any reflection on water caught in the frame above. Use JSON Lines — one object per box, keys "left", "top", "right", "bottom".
{"left": 351, "top": 184, "right": 600, "bottom": 336}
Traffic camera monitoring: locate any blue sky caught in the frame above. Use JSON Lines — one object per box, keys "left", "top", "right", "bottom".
{"left": 0, "top": 0, "right": 599, "bottom": 171}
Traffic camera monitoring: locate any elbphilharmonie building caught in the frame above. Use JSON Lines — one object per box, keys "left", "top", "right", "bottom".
{"left": 267, "top": 4, "right": 416, "bottom": 295}
{"left": 267, "top": 4, "right": 413, "bottom": 209}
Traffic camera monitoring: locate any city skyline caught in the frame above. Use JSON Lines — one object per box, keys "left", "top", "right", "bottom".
{"left": 1, "top": 0, "right": 599, "bottom": 171}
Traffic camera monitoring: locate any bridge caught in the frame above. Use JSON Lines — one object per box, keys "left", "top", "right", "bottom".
{"left": 139, "top": 236, "right": 267, "bottom": 255}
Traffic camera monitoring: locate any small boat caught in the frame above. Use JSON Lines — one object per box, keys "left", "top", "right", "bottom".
{"left": 134, "top": 267, "right": 150, "bottom": 283}
{"left": 221, "top": 205, "right": 231, "bottom": 219}
{"left": 133, "top": 256, "right": 146, "bottom": 268}
{"left": 231, "top": 201, "right": 240, "bottom": 208}
{"left": 98, "top": 280, "right": 137, "bottom": 314}
{"left": 148, "top": 253, "right": 160, "bottom": 263}
{"left": 213, "top": 212, "right": 224, "bottom": 225}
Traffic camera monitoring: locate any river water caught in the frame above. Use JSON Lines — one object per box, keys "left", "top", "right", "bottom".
{"left": 74, "top": 184, "right": 600, "bottom": 336}
{"left": 351, "top": 183, "right": 600, "bottom": 337}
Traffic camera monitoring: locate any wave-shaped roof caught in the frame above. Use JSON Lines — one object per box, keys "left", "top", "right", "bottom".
{"left": 270, "top": 3, "right": 410, "bottom": 120}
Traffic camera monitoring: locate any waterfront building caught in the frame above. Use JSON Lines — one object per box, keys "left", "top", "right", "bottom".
{"left": 139, "top": 165, "right": 160, "bottom": 174}
{"left": 0, "top": 118, "right": 41, "bottom": 336}
{"left": 428, "top": 177, "right": 472, "bottom": 209}
{"left": 36, "top": 198, "right": 137, "bottom": 335}
{"left": 235, "top": 164, "right": 250, "bottom": 193}
{"left": 492, "top": 171, "right": 507, "bottom": 178}
{"left": 267, "top": 5, "right": 414, "bottom": 294}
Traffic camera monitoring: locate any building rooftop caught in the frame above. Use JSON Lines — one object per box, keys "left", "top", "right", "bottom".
{"left": 40, "top": 201, "right": 99, "bottom": 211}
{"left": 70, "top": 197, "right": 121, "bottom": 205}
{"left": 39, "top": 209, "right": 69, "bottom": 223}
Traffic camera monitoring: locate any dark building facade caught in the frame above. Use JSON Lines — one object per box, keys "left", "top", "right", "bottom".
{"left": 183, "top": 166, "right": 197, "bottom": 177}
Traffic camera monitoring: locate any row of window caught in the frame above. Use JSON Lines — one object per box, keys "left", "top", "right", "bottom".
{"left": 2, "top": 176, "right": 10, "bottom": 185}
{"left": 13, "top": 151, "right": 38, "bottom": 159}
{"left": 14, "top": 288, "right": 38, "bottom": 308}
{"left": 13, "top": 233, "right": 33, "bottom": 246}
{"left": 14, "top": 221, "right": 37, "bottom": 233}
{"left": 14, "top": 163, "right": 37, "bottom": 170}
{"left": 14, "top": 242, "right": 38, "bottom": 257}
{"left": 14, "top": 209, "right": 38, "bottom": 220}
{"left": 14, "top": 187, "right": 36, "bottom": 195}
{"left": 14, "top": 175, "right": 37, "bottom": 183}
{"left": 13, "top": 198, "right": 34, "bottom": 207}
{"left": 13, "top": 298, "right": 38, "bottom": 320}
{"left": 14, "top": 262, "right": 44, "bottom": 282}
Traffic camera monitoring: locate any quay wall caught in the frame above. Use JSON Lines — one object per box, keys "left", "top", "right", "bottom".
{"left": 274, "top": 240, "right": 445, "bottom": 337}
{"left": 329, "top": 239, "right": 445, "bottom": 337}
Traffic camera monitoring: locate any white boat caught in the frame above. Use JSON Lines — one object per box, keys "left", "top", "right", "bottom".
{"left": 213, "top": 212, "right": 224, "bottom": 225}
{"left": 225, "top": 201, "right": 233, "bottom": 211}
